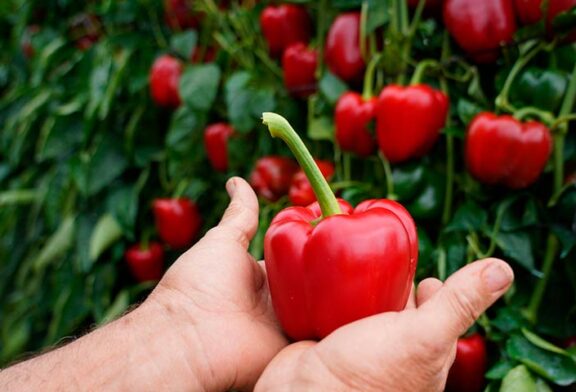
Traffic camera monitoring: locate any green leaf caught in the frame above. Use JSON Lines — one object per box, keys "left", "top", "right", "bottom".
{"left": 308, "top": 116, "right": 334, "bottom": 141}
{"left": 99, "top": 290, "right": 130, "bottom": 325}
{"left": 170, "top": 30, "right": 197, "bottom": 59}
{"left": 445, "top": 201, "right": 488, "bottom": 232}
{"left": 319, "top": 71, "right": 348, "bottom": 104}
{"left": 180, "top": 64, "right": 221, "bottom": 112}
{"left": 486, "top": 358, "right": 515, "bottom": 380}
{"left": 85, "top": 138, "right": 129, "bottom": 196}
{"left": 521, "top": 329, "right": 571, "bottom": 356}
{"left": 34, "top": 216, "right": 75, "bottom": 270}
{"left": 89, "top": 214, "right": 124, "bottom": 262}
{"left": 167, "top": 107, "right": 199, "bottom": 147}
{"left": 500, "top": 365, "right": 538, "bottom": 392}
{"left": 366, "top": 0, "right": 389, "bottom": 33}
{"left": 507, "top": 335, "right": 576, "bottom": 386}
{"left": 0, "top": 190, "right": 37, "bottom": 205}
{"left": 495, "top": 231, "right": 535, "bottom": 272}
{"left": 457, "top": 99, "right": 484, "bottom": 125}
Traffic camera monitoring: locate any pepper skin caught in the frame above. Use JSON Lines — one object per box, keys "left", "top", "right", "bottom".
{"left": 510, "top": 67, "right": 568, "bottom": 113}
{"left": 164, "top": 0, "right": 199, "bottom": 30}
{"left": 153, "top": 198, "right": 202, "bottom": 248}
{"left": 514, "top": 0, "right": 576, "bottom": 29}
{"left": 376, "top": 84, "right": 449, "bottom": 164}
{"left": 204, "top": 123, "right": 234, "bottom": 172}
{"left": 260, "top": 4, "right": 311, "bottom": 57}
{"left": 325, "top": 12, "right": 365, "bottom": 82}
{"left": 265, "top": 198, "right": 418, "bottom": 340}
{"left": 149, "top": 55, "right": 182, "bottom": 108}
{"left": 446, "top": 333, "right": 487, "bottom": 392}
{"left": 443, "top": 0, "right": 517, "bottom": 63}
{"left": 124, "top": 242, "right": 165, "bottom": 282}
{"left": 466, "top": 113, "right": 553, "bottom": 189}
{"left": 335, "top": 92, "right": 377, "bottom": 157}
{"left": 289, "top": 160, "right": 335, "bottom": 206}
{"left": 282, "top": 43, "right": 318, "bottom": 99}
{"left": 249, "top": 156, "right": 299, "bottom": 202}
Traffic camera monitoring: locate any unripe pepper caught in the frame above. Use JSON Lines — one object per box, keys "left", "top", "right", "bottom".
{"left": 204, "top": 123, "right": 234, "bottom": 172}
{"left": 260, "top": 4, "right": 311, "bottom": 57}
{"left": 466, "top": 113, "right": 552, "bottom": 189}
{"left": 325, "top": 12, "right": 365, "bottom": 82}
{"left": 446, "top": 333, "right": 487, "bottom": 392}
{"left": 153, "top": 198, "right": 202, "bottom": 248}
{"left": 510, "top": 67, "right": 568, "bottom": 113}
{"left": 249, "top": 156, "right": 299, "bottom": 202}
{"left": 149, "top": 55, "right": 182, "bottom": 108}
{"left": 289, "top": 160, "right": 335, "bottom": 206}
{"left": 262, "top": 113, "right": 418, "bottom": 340}
{"left": 376, "top": 84, "right": 449, "bottom": 164}
{"left": 282, "top": 43, "right": 318, "bottom": 99}
{"left": 124, "top": 242, "right": 165, "bottom": 282}
{"left": 443, "top": 0, "right": 517, "bottom": 63}
{"left": 335, "top": 92, "right": 377, "bottom": 157}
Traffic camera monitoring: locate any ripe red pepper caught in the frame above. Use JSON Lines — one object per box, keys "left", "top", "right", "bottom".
{"left": 22, "top": 25, "right": 40, "bottom": 58}
{"left": 204, "top": 122, "right": 234, "bottom": 172}
{"left": 191, "top": 46, "right": 217, "bottom": 63}
{"left": 149, "top": 55, "right": 182, "bottom": 108}
{"left": 335, "top": 92, "right": 377, "bottom": 157}
{"left": 289, "top": 160, "right": 335, "bottom": 206}
{"left": 262, "top": 113, "right": 418, "bottom": 340}
{"left": 282, "top": 43, "right": 318, "bottom": 99}
{"left": 443, "top": 0, "right": 517, "bottom": 63}
{"left": 153, "top": 198, "right": 202, "bottom": 248}
{"left": 325, "top": 12, "right": 365, "bottom": 82}
{"left": 260, "top": 4, "right": 311, "bottom": 57}
{"left": 466, "top": 113, "right": 552, "bottom": 189}
{"left": 124, "top": 242, "right": 165, "bottom": 282}
{"left": 376, "top": 84, "right": 449, "bottom": 164}
{"left": 446, "top": 333, "right": 487, "bottom": 392}
{"left": 249, "top": 156, "right": 299, "bottom": 202}
{"left": 164, "top": 0, "right": 199, "bottom": 30}
{"left": 514, "top": 0, "right": 576, "bottom": 25}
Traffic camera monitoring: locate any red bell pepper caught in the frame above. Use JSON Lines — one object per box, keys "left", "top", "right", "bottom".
{"left": 191, "top": 46, "right": 218, "bottom": 63}
{"left": 376, "top": 84, "right": 449, "bottom": 164}
{"left": 262, "top": 113, "right": 418, "bottom": 340}
{"left": 153, "top": 198, "right": 202, "bottom": 248}
{"left": 124, "top": 242, "right": 165, "bottom": 282}
{"left": 282, "top": 43, "right": 318, "bottom": 99}
{"left": 446, "top": 333, "right": 487, "bottom": 392}
{"left": 514, "top": 0, "right": 576, "bottom": 25}
{"left": 260, "top": 4, "right": 311, "bottom": 57}
{"left": 466, "top": 113, "right": 552, "bottom": 189}
{"left": 249, "top": 156, "right": 299, "bottom": 202}
{"left": 325, "top": 12, "right": 365, "bottom": 82}
{"left": 149, "top": 55, "right": 182, "bottom": 108}
{"left": 164, "top": 0, "right": 199, "bottom": 30}
{"left": 204, "top": 122, "right": 234, "bottom": 172}
{"left": 289, "top": 160, "right": 335, "bottom": 206}
{"left": 443, "top": 0, "right": 517, "bottom": 63}
{"left": 335, "top": 92, "right": 377, "bottom": 157}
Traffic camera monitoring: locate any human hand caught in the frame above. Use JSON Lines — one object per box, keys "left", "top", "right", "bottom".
{"left": 144, "top": 177, "right": 287, "bottom": 391}
{"left": 256, "top": 258, "right": 514, "bottom": 391}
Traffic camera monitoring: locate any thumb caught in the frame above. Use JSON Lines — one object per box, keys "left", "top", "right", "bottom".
{"left": 209, "top": 177, "right": 259, "bottom": 249}
{"left": 418, "top": 258, "right": 514, "bottom": 344}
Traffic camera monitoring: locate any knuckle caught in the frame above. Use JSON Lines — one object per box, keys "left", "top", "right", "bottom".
{"left": 446, "top": 288, "right": 481, "bottom": 330}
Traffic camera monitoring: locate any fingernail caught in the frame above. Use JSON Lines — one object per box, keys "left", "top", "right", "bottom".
{"left": 226, "top": 178, "right": 237, "bottom": 196}
{"left": 483, "top": 261, "right": 513, "bottom": 292}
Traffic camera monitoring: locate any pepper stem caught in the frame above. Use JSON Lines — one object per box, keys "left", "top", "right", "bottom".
{"left": 262, "top": 113, "right": 342, "bottom": 217}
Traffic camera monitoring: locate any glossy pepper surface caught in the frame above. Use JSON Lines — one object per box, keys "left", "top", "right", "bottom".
{"left": 282, "top": 43, "right": 318, "bottom": 99}
{"left": 325, "top": 12, "right": 365, "bottom": 82}
{"left": 204, "top": 122, "right": 234, "bottom": 172}
{"left": 289, "top": 160, "right": 335, "bottom": 206}
{"left": 249, "top": 156, "right": 299, "bottom": 201}
{"left": 262, "top": 113, "right": 418, "bottom": 341}
{"left": 514, "top": 0, "right": 576, "bottom": 28}
{"left": 376, "top": 84, "right": 448, "bottom": 164}
{"left": 335, "top": 92, "right": 377, "bottom": 157}
{"left": 466, "top": 113, "right": 553, "bottom": 189}
{"left": 149, "top": 55, "right": 182, "bottom": 108}
{"left": 443, "top": 0, "right": 517, "bottom": 63}
{"left": 153, "top": 198, "right": 201, "bottom": 248}
{"left": 510, "top": 67, "right": 568, "bottom": 113}
{"left": 124, "top": 242, "right": 164, "bottom": 282}
{"left": 260, "top": 4, "right": 311, "bottom": 57}
{"left": 446, "top": 333, "right": 487, "bottom": 392}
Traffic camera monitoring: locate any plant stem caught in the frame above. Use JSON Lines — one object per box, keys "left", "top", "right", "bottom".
{"left": 526, "top": 234, "right": 559, "bottom": 323}
{"left": 315, "top": 0, "right": 328, "bottom": 79}
{"left": 409, "top": 59, "right": 439, "bottom": 85}
{"left": 378, "top": 151, "right": 396, "bottom": 199}
{"left": 513, "top": 106, "right": 555, "bottom": 126}
{"left": 262, "top": 113, "right": 341, "bottom": 217}
{"left": 362, "top": 54, "right": 382, "bottom": 99}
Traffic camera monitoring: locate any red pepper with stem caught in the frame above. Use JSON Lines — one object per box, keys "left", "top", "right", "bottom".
{"left": 262, "top": 113, "right": 418, "bottom": 340}
{"left": 446, "top": 333, "right": 487, "bottom": 392}
{"left": 260, "top": 4, "right": 311, "bottom": 57}
{"left": 149, "top": 55, "right": 182, "bottom": 108}
{"left": 465, "top": 113, "right": 552, "bottom": 189}
{"left": 249, "top": 156, "right": 299, "bottom": 202}
{"left": 289, "top": 160, "right": 335, "bottom": 206}
{"left": 282, "top": 43, "right": 318, "bottom": 99}
{"left": 153, "top": 198, "right": 202, "bottom": 248}
{"left": 124, "top": 242, "right": 165, "bottom": 282}
{"left": 164, "top": 0, "right": 199, "bottom": 30}
{"left": 325, "top": 12, "right": 365, "bottom": 83}
{"left": 204, "top": 123, "right": 234, "bottom": 172}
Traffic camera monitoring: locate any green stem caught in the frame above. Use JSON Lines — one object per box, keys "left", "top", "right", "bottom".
{"left": 439, "top": 35, "right": 454, "bottom": 225}
{"left": 437, "top": 247, "right": 447, "bottom": 281}
{"left": 343, "top": 153, "right": 352, "bottom": 182}
{"left": 362, "top": 54, "right": 382, "bottom": 99}
{"left": 526, "top": 234, "right": 559, "bottom": 323}
{"left": 262, "top": 113, "right": 341, "bottom": 217}
{"left": 551, "top": 114, "right": 576, "bottom": 130}
{"left": 513, "top": 106, "right": 555, "bottom": 126}
{"left": 360, "top": 0, "right": 369, "bottom": 62}
{"left": 378, "top": 151, "right": 396, "bottom": 199}
{"left": 408, "top": 0, "right": 426, "bottom": 37}
{"left": 315, "top": 0, "right": 328, "bottom": 79}
{"left": 410, "top": 59, "right": 439, "bottom": 85}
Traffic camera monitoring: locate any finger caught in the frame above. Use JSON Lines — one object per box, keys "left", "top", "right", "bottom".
{"left": 405, "top": 283, "right": 417, "bottom": 309}
{"left": 416, "top": 278, "right": 443, "bottom": 307}
{"left": 418, "top": 258, "right": 513, "bottom": 345}
{"left": 211, "top": 177, "right": 259, "bottom": 249}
